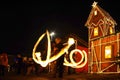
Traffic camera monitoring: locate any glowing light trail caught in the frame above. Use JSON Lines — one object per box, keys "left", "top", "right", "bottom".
{"left": 32, "top": 30, "right": 87, "bottom": 68}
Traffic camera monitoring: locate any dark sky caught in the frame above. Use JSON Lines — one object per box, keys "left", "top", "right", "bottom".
{"left": 0, "top": 0, "right": 120, "bottom": 55}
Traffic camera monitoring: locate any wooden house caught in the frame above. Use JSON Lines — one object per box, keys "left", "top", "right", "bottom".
{"left": 85, "top": 1, "right": 120, "bottom": 73}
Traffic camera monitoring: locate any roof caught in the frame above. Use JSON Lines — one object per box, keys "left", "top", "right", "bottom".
{"left": 85, "top": 1, "right": 117, "bottom": 27}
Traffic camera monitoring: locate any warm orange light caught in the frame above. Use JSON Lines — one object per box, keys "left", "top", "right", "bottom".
{"left": 94, "top": 10, "right": 97, "bottom": 16}
{"left": 32, "top": 30, "right": 87, "bottom": 68}
{"left": 105, "top": 45, "right": 112, "bottom": 58}
{"left": 109, "top": 27, "right": 113, "bottom": 34}
{"left": 64, "top": 49, "right": 87, "bottom": 68}
{"left": 94, "top": 27, "right": 98, "bottom": 36}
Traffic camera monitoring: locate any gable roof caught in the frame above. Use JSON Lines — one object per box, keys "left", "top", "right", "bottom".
{"left": 85, "top": 1, "right": 117, "bottom": 27}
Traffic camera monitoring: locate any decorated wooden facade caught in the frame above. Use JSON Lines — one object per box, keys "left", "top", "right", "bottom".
{"left": 85, "top": 1, "right": 120, "bottom": 73}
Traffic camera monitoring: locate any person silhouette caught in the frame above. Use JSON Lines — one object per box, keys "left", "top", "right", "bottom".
{"left": 53, "top": 37, "right": 65, "bottom": 78}
{"left": 0, "top": 52, "right": 8, "bottom": 76}
{"left": 15, "top": 53, "right": 22, "bottom": 75}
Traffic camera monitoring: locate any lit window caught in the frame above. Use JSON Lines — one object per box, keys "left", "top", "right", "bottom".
{"left": 94, "top": 10, "right": 97, "bottom": 16}
{"left": 105, "top": 45, "right": 112, "bottom": 59}
{"left": 109, "top": 27, "right": 113, "bottom": 34}
{"left": 94, "top": 27, "right": 98, "bottom": 36}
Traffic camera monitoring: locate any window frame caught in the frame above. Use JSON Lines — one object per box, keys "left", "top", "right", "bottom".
{"left": 94, "top": 27, "right": 99, "bottom": 37}
{"left": 104, "top": 45, "right": 112, "bottom": 59}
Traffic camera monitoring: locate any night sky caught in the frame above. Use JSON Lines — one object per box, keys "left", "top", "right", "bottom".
{"left": 0, "top": 0, "right": 120, "bottom": 55}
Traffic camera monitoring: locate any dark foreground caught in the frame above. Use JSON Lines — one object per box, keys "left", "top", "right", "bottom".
{"left": 0, "top": 72, "right": 120, "bottom": 80}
